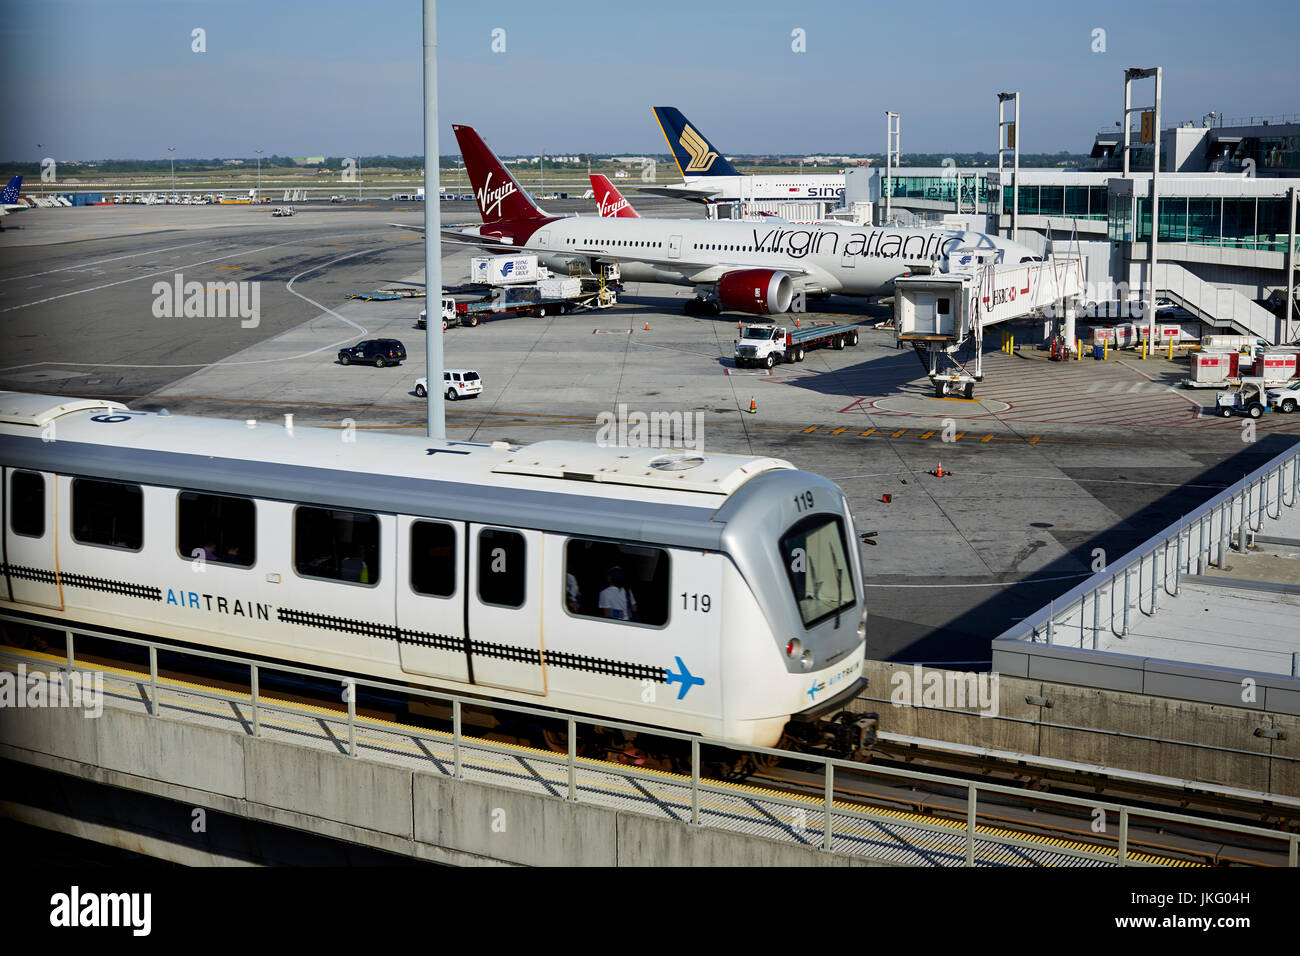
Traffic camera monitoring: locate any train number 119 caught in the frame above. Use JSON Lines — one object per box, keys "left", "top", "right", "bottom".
{"left": 681, "top": 593, "right": 712, "bottom": 612}
{"left": 793, "top": 490, "right": 815, "bottom": 512}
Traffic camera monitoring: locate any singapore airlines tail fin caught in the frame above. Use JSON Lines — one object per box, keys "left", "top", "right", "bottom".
{"left": 451, "top": 125, "right": 548, "bottom": 225}
{"left": 652, "top": 107, "right": 740, "bottom": 179}
{"left": 590, "top": 174, "right": 640, "bottom": 218}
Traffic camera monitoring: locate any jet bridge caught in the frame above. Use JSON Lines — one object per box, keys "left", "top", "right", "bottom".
{"left": 895, "top": 251, "right": 1086, "bottom": 397}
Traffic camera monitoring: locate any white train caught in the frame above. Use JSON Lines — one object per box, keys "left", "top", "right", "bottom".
{"left": 0, "top": 393, "right": 869, "bottom": 753}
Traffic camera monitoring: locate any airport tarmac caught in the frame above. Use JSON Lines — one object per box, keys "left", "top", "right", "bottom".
{"left": 2, "top": 200, "right": 1297, "bottom": 663}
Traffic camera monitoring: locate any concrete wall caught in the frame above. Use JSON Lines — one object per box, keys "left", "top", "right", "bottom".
{"left": 849, "top": 659, "right": 1299, "bottom": 796}
{"left": 0, "top": 701, "right": 889, "bottom": 867}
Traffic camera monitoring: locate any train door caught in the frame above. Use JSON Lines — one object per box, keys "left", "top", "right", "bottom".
{"left": 2, "top": 468, "right": 62, "bottom": 609}
{"left": 395, "top": 516, "right": 470, "bottom": 682}
{"left": 467, "top": 524, "right": 545, "bottom": 694}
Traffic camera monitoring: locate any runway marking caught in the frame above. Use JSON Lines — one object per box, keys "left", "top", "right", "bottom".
{"left": 0, "top": 238, "right": 215, "bottom": 284}
{"left": 215, "top": 266, "right": 241, "bottom": 270}
{"left": 0, "top": 243, "right": 375, "bottom": 371}
{"left": 756, "top": 423, "right": 1122, "bottom": 446}
{"left": 0, "top": 235, "right": 318, "bottom": 316}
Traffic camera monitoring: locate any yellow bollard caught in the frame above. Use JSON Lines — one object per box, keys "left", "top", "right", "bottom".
{"left": 1168, "top": 339, "right": 1174, "bottom": 361}
{"left": 1076, "top": 338, "right": 1082, "bottom": 360}
{"left": 1103, "top": 340, "right": 1108, "bottom": 361}
{"left": 1142, "top": 338, "right": 1148, "bottom": 360}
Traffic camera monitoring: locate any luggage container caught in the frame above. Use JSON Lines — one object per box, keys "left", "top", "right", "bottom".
{"left": 538, "top": 277, "right": 581, "bottom": 299}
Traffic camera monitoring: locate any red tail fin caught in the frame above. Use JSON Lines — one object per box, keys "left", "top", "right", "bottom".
{"left": 452, "top": 125, "right": 547, "bottom": 224}
{"left": 590, "top": 174, "right": 640, "bottom": 218}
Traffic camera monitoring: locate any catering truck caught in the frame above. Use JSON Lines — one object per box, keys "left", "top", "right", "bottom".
{"left": 733, "top": 321, "right": 861, "bottom": 368}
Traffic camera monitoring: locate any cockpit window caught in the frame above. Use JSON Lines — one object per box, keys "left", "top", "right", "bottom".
{"left": 779, "top": 514, "right": 856, "bottom": 628}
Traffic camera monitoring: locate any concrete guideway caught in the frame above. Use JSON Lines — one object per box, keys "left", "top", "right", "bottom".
{"left": 3, "top": 634, "right": 1282, "bottom": 867}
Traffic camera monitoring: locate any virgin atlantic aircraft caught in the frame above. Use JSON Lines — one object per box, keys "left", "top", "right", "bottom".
{"left": 428, "top": 125, "right": 1037, "bottom": 316}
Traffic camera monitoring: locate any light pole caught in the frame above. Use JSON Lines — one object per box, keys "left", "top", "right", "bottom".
{"left": 168, "top": 146, "right": 176, "bottom": 200}
{"left": 36, "top": 144, "right": 43, "bottom": 196}
{"left": 255, "top": 148, "right": 263, "bottom": 203}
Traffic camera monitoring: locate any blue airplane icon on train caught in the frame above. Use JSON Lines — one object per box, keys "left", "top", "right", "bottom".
{"left": 664, "top": 656, "right": 705, "bottom": 700}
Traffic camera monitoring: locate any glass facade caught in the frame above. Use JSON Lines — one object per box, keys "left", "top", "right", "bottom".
{"left": 1003, "top": 184, "right": 1108, "bottom": 220}
{"left": 882, "top": 175, "right": 993, "bottom": 206}
{"left": 1119, "top": 195, "right": 1299, "bottom": 252}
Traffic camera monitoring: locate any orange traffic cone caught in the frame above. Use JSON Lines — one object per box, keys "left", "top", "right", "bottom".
{"left": 644, "top": 322, "right": 650, "bottom": 331}
{"left": 748, "top": 397, "right": 757, "bottom": 414}
{"left": 935, "top": 462, "right": 946, "bottom": 477}
{"left": 795, "top": 318, "right": 801, "bottom": 327}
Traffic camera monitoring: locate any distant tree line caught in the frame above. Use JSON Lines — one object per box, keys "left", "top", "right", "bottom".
{"left": 0, "top": 150, "right": 1090, "bottom": 176}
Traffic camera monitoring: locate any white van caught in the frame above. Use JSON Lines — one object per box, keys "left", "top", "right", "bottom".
{"left": 413, "top": 369, "right": 483, "bottom": 401}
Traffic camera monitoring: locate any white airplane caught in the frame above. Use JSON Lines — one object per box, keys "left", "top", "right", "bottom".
{"left": 0, "top": 176, "right": 28, "bottom": 229}
{"left": 406, "top": 125, "right": 1036, "bottom": 317}
{"left": 639, "top": 108, "right": 846, "bottom": 206}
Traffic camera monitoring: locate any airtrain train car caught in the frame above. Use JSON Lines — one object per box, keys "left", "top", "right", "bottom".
{"left": 0, "top": 393, "right": 869, "bottom": 753}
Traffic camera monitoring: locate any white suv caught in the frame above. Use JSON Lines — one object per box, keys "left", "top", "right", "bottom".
{"left": 414, "top": 369, "right": 483, "bottom": 401}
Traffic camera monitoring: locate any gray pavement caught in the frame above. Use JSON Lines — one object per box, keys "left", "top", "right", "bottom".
{"left": 2, "top": 199, "right": 1297, "bottom": 663}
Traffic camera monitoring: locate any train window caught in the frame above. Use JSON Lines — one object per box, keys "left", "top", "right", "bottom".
{"left": 410, "top": 520, "right": 456, "bottom": 597}
{"left": 177, "top": 492, "right": 255, "bottom": 567}
{"left": 10, "top": 471, "right": 44, "bottom": 538}
{"left": 294, "top": 506, "right": 380, "bottom": 585}
{"left": 779, "top": 514, "right": 856, "bottom": 628}
{"left": 563, "top": 538, "right": 669, "bottom": 627}
{"left": 477, "top": 528, "right": 525, "bottom": 608}
{"left": 72, "top": 478, "right": 143, "bottom": 551}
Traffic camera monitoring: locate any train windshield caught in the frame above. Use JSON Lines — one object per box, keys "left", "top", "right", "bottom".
{"left": 779, "top": 514, "right": 856, "bottom": 628}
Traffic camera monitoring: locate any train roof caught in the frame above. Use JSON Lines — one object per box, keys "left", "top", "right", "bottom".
{"left": 0, "top": 392, "right": 798, "bottom": 551}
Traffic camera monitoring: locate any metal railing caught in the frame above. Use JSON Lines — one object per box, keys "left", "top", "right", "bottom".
{"left": 1011, "top": 442, "right": 1300, "bottom": 670}
{"left": 2, "top": 611, "right": 1296, "bottom": 866}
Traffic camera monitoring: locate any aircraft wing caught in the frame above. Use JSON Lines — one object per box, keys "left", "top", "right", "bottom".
{"left": 633, "top": 184, "right": 721, "bottom": 203}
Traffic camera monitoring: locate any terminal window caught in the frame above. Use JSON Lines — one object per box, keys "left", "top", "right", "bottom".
{"left": 478, "top": 528, "right": 526, "bottom": 608}
{"left": 294, "top": 506, "right": 380, "bottom": 585}
{"left": 177, "top": 491, "right": 255, "bottom": 567}
{"left": 10, "top": 470, "right": 44, "bottom": 538}
{"left": 563, "top": 537, "right": 670, "bottom": 626}
{"left": 410, "top": 520, "right": 456, "bottom": 598}
{"left": 72, "top": 478, "right": 143, "bottom": 551}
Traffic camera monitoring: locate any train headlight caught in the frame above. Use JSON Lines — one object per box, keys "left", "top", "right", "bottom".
{"left": 786, "top": 638, "right": 802, "bottom": 659}
{"left": 857, "top": 612, "right": 868, "bottom": 643}
{"left": 799, "top": 649, "right": 814, "bottom": 671}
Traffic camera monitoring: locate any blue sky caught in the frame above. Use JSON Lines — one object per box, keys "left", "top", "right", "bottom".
{"left": 4, "top": 0, "right": 1298, "bottom": 161}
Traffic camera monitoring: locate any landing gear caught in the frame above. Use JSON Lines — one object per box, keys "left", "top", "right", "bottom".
{"left": 683, "top": 298, "right": 721, "bottom": 316}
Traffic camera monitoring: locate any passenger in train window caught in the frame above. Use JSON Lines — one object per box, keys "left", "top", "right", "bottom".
{"left": 599, "top": 567, "right": 637, "bottom": 622}
{"left": 566, "top": 572, "right": 581, "bottom": 613}
{"left": 341, "top": 545, "right": 370, "bottom": 584}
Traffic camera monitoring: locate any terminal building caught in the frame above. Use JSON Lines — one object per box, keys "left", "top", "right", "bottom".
{"left": 844, "top": 114, "right": 1300, "bottom": 345}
